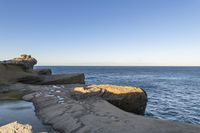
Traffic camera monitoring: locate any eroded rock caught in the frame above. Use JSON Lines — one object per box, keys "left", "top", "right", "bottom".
{"left": 74, "top": 84, "right": 147, "bottom": 115}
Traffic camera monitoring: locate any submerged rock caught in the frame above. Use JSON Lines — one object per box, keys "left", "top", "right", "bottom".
{"left": 0, "top": 121, "right": 32, "bottom": 133}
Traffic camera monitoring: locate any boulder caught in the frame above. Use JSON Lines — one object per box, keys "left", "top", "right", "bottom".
{"left": 74, "top": 84, "right": 147, "bottom": 115}
{"left": 0, "top": 121, "right": 32, "bottom": 133}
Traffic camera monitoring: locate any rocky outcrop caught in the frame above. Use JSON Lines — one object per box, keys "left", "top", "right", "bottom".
{"left": 1, "top": 82, "right": 200, "bottom": 133}
{"left": 0, "top": 121, "right": 32, "bottom": 133}
{"left": 1, "top": 54, "right": 37, "bottom": 70}
{"left": 19, "top": 84, "right": 200, "bottom": 133}
{"left": 0, "top": 55, "right": 85, "bottom": 85}
{"left": 74, "top": 84, "right": 147, "bottom": 115}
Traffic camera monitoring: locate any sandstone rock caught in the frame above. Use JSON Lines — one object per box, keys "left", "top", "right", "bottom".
{"left": 0, "top": 121, "right": 32, "bottom": 133}
{"left": 74, "top": 84, "right": 147, "bottom": 115}
{"left": 1, "top": 54, "right": 37, "bottom": 70}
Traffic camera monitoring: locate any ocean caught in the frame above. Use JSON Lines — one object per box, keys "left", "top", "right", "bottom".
{"left": 35, "top": 66, "right": 200, "bottom": 125}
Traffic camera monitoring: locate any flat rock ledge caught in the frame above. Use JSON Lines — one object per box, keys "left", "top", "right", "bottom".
{"left": 0, "top": 121, "right": 32, "bottom": 133}
{"left": 20, "top": 84, "right": 200, "bottom": 133}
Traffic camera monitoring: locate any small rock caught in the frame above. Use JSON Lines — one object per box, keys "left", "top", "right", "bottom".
{"left": 22, "top": 93, "right": 36, "bottom": 101}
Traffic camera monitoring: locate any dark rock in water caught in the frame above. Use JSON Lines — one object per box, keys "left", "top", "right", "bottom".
{"left": 0, "top": 63, "right": 39, "bottom": 84}
{"left": 1, "top": 54, "right": 37, "bottom": 70}
{"left": 40, "top": 73, "right": 85, "bottom": 85}
{"left": 0, "top": 55, "right": 85, "bottom": 85}
{"left": 74, "top": 84, "right": 147, "bottom": 115}
{"left": 33, "top": 69, "right": 52, "bottom": 75}
{"left": 17, "top": 73, "right": 85, "bottom": 85}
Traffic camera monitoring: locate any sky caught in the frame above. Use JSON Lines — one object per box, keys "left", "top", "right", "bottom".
{"left": 0, "top": 0, "right": 200, "bottom": 66}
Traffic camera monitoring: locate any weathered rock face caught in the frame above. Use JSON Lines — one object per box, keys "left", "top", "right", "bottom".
{"left": 1, "top": 54, "right": 37, "bottom": 70}
{"left": 0, "top": 55, "right": 85, "bottom": 85}
{"left": 0, "top": 121, "right": 32, "bottom": 133}
{"left": 74, "top": 84, "right": 147, "bottom": 115}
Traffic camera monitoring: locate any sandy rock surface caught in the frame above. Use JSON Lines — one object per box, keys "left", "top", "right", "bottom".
{"left": 0, "top": 121, "right": 32, "bottom": 133}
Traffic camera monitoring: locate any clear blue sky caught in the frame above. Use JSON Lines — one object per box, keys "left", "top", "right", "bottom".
{"left": 0, "top": 0, "right": 200, "bottom": 66}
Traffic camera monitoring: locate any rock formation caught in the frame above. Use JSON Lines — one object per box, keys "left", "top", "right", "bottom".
{"left": 1, "top": 54, "right": 37, "bottom": 70}
{"left": 74, "top": 84, "right": 147, "bottom": 115}
{"left": 0, "top": 54, "right": 85, "bottom": 85}
{"left": 0, "top": 121, "right": 32, "bottom": 133}
{"left": 20, "top": 84, "right": 199, "bottom": 133}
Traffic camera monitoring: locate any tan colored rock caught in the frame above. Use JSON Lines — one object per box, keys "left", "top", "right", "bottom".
{"left": 0, "top": 121, "right": 32, "bottom": 133}
{"left": 74, "top": 84, "right": 147, "bottom": 115}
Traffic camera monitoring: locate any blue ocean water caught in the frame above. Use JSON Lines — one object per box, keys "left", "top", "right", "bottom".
{"left": 35, "top": 66, "right": 200, "bottom": 125}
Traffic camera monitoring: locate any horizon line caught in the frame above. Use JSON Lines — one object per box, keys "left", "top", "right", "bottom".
{"left": 35, "top": 65, "right": 200, "bottom": 67}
